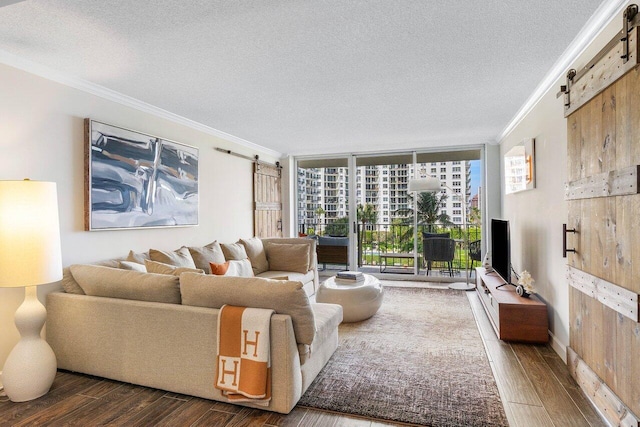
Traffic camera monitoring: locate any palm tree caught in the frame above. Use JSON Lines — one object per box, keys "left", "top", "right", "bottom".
{"left": 357, "top": 204, "right": 378, "bottom": 266}
{"left": 357, "top": 203, "right": 378, "bottom": 229}
{"left": 394, "top": 192, "right": 452, "bottom": 252}
{"left": 325, "top": 216, "right": 348, "bottom": 236}
{"left": 468, "top": 206, "right": 481, "bottom": 225}
{"left": 314, "top": 207, "right": 325, "bottom": 234}
{"left": 396, "top": 191, "right": 451, "bottom": 227}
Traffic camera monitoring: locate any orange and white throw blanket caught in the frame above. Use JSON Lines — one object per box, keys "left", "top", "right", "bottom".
{"left": 215, "top": 304, "right": 274, "bottom": 405}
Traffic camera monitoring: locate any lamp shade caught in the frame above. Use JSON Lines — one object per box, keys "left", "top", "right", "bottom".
{"left": 407, "top": 176, "right": 442, "bottom": 193}
{"left": 0, "top": 180, "right": 62, "bottom": 287}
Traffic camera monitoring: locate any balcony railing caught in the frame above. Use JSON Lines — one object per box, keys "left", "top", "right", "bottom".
{"left": 299, "top": 220, "right": 482, "bottom": 277}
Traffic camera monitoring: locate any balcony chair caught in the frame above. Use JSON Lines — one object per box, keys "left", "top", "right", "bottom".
{"left": 422, "top": 231, "right": 450, "bottom": 239}
{"left": 316, "top": 236, "right": 349, "bottom": 270}
{"left": 468, "top": 239, "right": 482, "bottom": 268}
{"left": 423, "top": 237, "right": 456, "bottom": 277}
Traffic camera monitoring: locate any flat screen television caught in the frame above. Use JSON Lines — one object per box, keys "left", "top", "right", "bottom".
{"left": 491, "top": 219, "right": 511, "bottom": 284}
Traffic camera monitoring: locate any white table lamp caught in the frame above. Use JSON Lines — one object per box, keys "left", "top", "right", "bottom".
{"left": 0, "top": 180, "right": 62, "bottom": 402}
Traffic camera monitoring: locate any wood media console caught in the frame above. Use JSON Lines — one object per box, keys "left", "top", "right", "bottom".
{"left": 475, "top": 267, "right": 549, "bottom": 343}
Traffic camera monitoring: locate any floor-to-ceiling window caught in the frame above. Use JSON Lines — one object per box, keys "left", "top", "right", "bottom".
{"left": 296, "top": 147, "right": 484, "bottom": 283}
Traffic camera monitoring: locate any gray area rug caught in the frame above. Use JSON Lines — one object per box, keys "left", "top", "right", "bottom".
{"left": 298, "top": 287, "right": 509, "bottom": 426}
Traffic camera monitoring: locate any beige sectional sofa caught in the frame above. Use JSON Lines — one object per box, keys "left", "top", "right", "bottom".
{"left": 46, "top": 237, "right": 342, "bottom": 414}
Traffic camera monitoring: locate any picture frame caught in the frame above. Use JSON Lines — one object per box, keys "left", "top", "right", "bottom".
{"left": 504, "top": 138, "right": 535, "bottom": 195}
{"left": 85, "top": 119, "right": 199, "bottom": 231}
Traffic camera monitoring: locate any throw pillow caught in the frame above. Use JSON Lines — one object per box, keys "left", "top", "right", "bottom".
{"left": 265, "top": 243, "right": 310, "bottom": 274}
{"left": 187, "top": 241, "right": 225, "bottom": 273}
{"left": 209, "top": 261, "right": 230, "bottom": 275}
{"left": 69, "top": 264, "right": 181, "bottom": 304}
{"left": 126, "top": 250, "right": 150, "bottom": 264}
{"left": 239, "top": 237, "right": 269, "bottom": 275}
{"left": 144, "top": 259, "right": 204, "bottom": 276}
{"left": 180, "top": 273, "right": 316, "bottom": 345}
{"left": 149, "top": 247, "right": 196, "bottom": 268}
{"left": 261, "top": 238, "right": 316, "bottom": 271}
{"left": 210, "top": 259, "right": 254, "bottom": 277}
{"left": 119, "top": 261, "right": 147, "bottom": 272}
{"left": 220, "top": 242, "right": 248, "bottom": 260}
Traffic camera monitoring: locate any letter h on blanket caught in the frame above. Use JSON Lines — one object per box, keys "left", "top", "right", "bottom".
{"left": 215, "top": 305, "right": 274, "bottom": 405}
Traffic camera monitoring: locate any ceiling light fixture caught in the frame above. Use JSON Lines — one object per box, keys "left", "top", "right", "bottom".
{"left": 407, "top": 176, "right": 442, "bottom": 193}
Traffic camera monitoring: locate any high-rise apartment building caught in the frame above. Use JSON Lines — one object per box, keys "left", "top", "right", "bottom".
{"left": 298, "top": 161, "right": 472, "bottom": 229}
{"left": 416, "top": 161, "right": 472, "bottom": 225}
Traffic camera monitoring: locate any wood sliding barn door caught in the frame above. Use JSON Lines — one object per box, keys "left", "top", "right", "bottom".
{"left": 566, "top": 66, "right": 640, "bottom": 424}
{"left": 253, "top": 162, "right": 282, "bottom": 238}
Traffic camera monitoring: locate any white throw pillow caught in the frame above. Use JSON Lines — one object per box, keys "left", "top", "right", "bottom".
{"left": 209, "top": 259, "right": 254, "bottom": 277}
{"left": 119, "top": 261, "right": 147, "bottom": 272}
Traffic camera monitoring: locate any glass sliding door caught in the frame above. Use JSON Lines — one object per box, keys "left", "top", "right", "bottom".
{"left": 296, "top": 156, "right": 353, "bottom": 272}
{"left": 295, "top": 146, "right": 485, "bottom": 283}
{"left": 354, "top": 153, "right": 416, "bottom": 275}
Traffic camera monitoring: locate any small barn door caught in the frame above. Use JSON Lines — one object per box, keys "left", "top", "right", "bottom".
{"left": 253, "top": 162, "right": 282, "bottom": 237}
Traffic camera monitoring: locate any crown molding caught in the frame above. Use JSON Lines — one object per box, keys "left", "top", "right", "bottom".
{"left": 0, "top": 49, "right": 283, "bottom": 159}
{"left": 496, "top": 0, "right": 629, "bottom": 143}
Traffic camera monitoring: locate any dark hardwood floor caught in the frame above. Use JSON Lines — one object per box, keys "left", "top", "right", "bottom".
{"left": 0, "top": 288, "right": 605, "bottom": 427}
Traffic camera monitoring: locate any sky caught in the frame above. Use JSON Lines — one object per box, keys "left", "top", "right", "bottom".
{"left": 470, "top": 160, "right": 481, "bottom": 198}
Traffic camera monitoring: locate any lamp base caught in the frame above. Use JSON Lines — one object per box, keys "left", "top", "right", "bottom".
{"left": 2, "top": 286, "right": 57, "bottom": 402}
{"left": 448, "top": 282, "right": 475, "bottom": 291}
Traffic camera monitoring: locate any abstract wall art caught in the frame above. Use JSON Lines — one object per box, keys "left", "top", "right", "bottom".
{"left": 85, "top": 119, "right": 199, "bottom": 230}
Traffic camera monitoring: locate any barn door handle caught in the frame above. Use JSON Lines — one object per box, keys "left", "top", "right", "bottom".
{"left": 563, "top": 224, "right": 577, "bottom": 258}
{"left": 277, "top": 219, "right": 282, "bottom": 231}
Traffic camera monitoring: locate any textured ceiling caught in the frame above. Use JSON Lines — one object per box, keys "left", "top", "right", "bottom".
{"left": 0, "top": 1, "right": 606, "bottom": 156}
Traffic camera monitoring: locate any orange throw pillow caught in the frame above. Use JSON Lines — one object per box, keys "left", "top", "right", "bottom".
{"left": 209, "top": 261, "right": 230, "bottom": 275}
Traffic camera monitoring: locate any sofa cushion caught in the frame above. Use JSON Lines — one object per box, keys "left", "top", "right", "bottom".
{"left": 220, "top": 242, "right": 248, "bottom": 260}
{"left": 149, "top": 247, "right": 196, "bottom": 268}
{"left": 265, "top": 243, "right": 310, "bottom": 274}
{"left": 240, "top": 237, "right": 269, "bottom": 275}
{"left": 180, "top": 273, "right": 316, "bottom": 345}
{"left": 119, "top": 261, "right": 147, "bottom": 272}
{"left": 257, "top": 270, "right": 313, "bottom": 285}
{"left": 298, "top": 303, "right": 343, "bottom": 365}
{"left": 144, "top": 259, "right": 204, "bottom": 276}
{"left": 61, "top": 256, "right": 127, "bottom": 295}
{"left": 61, "top": 267, "right": 85, "bottom": 294}
{"left": 187, "top": 241, "right": 225, "bottom": 273}
{"left": 69, "top": 264, "right": 181, "bottom": 304}
{"left": 210, "top": 259, "right": 254, "bottom": 277}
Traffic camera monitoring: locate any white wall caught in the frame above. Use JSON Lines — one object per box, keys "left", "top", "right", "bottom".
{"left": 484, "top": 143, "right": 502, "bottom": 251}
{"left": 0, "top": 63, "right": 280, "bottom": 368}
{"left": 498, "top": 12, "right": 623, "bottom": 358}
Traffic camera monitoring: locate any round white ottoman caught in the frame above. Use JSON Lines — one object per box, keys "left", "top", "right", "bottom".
{"left": 316, "top": 274, "right": 384, "bottom": 322}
